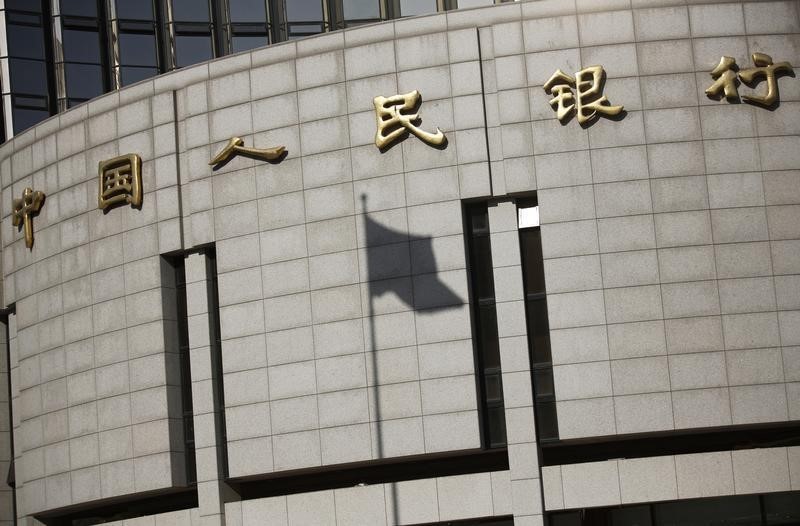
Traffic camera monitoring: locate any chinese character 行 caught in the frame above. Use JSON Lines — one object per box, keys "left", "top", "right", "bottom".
{"left": 98, "top": 154, "right": 143, "bottom": 211}
{"left": 12, "top": 187, "right": 45, "bottom": 249}
{"left": 543, "top": 65, "right": 624, "bottom": 125}
{"left": 374, "top": 90, "right": 445, "bottom": 150}
{"left": 705, "top": 52, "right": 794, "bottom": 107}
{"left": 209, "top": 136, "right": 286, "bottom": 168}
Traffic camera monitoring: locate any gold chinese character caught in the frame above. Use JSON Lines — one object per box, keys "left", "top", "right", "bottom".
{"left": 374, "top": 90, "right": 445, "bottom": 150}
{"left": 543, "top": 66, "right": 624, "bottom": 125}
{"left": 98, "top": 154, "right": 142, "bottom": 211}
{"left": 705, "top": 56, "right": 740, "bottom": 101}
{"left": 738, "top": 52, "right": 794, "bottom": 106}
{"left": 12, "top": 187, "right": 45, "bottom": 249}
{"left": 209, "top": 137, "right": 285, "bottom": 168}
{"left": 705, "top": 53, "right": 794, "bottom": 107}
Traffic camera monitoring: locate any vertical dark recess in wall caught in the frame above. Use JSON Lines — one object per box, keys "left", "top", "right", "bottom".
{"left": 2, "top": 309, "right": 17, "bottom": 524}
{"left": 172, "top": 256, "right": 197, "bottom": 485}
{"left": 205, "top": 248, "right": 229, "bottom": 480}
{"left": 517, "top": 197, "right": 558, "bottom": 443}
{"left": 464, "top": 203, "right": 507, "bottom": 449}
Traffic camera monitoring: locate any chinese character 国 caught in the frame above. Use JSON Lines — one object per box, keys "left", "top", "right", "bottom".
{"left": 12, "top": 187, "right": 45, "bottom": 249}
{"left": 706, "top": 52, "right": 794, "bottom": 107}
{"left": 98, "top": 154, "right": 143, "bottom": 211}
{"left": 209, "top": 136, "right": 286, "bottom": 168}
{"left": 543, "top": 65, "right": 624, "bottom": 125}
{"left": 374, "top": 90, "right": 445, "bottom": 150}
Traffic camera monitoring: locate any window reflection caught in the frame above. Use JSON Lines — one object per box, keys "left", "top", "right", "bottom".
{"left": 343, "top": 0, "right": 381, "bottom": 21}
{"left": 230, "top": 0, "right": 266, "bottom": 21}
{"left": 175, "top": 35, "right": 214, "bottom": 67}
{"left": 227, "top": 0, "right": 269, "bottom": 52}
{"left": 172, "top": 0, "right": 215, "bottom": 67}
{"left": 172, "top": 0, "right": 210, "bottom": 21}
{"left": 400, "top": 0, "right": 438, "bottom": 16}
{"left": 114, "top": 0, "right": 160, "bottom": 86}
{"left": 60, "top": 0, "right": 97, "bottom": 17}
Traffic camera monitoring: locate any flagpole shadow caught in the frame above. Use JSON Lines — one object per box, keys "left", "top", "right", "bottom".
{"left": 361, "top": 194, "right": 463, "bottom": 525}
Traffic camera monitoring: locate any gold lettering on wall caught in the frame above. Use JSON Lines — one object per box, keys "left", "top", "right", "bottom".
{"left": 374, "top": 90, "right": 445, "bottom": 150}
{"left": 12, "top": 187, "right": 45, "bottom": 249}
{"left": 543, "top": 65, "right": 624, "bottom": 125}
{"left": 706, "top": 52, "right": 794, "bottom": 107}
{"left": 209, "top": 137, "right": 286, "bottom": 168}
{"left": 98, "top": 153, "right": 143, "bottom": 211}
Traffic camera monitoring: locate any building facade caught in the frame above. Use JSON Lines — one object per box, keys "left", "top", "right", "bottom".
{"left": 0, "top": 0, "right": 799, "bottom": 525}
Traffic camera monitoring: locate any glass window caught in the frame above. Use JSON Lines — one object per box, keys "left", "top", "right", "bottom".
{"left": 655, "top": 495, "right": 761, "bottom": 526}
{"left": 172, "top": 0, "right": 210, "bottom": 21}
{"left": 9, "top": 59, "right": 49, "bottom": 95}
{"left": 229, "top": 0, "right": 266, "bottom": 21}
{"left": 175, "top": 35, "right": 213, "bottom": 67}
{"left": 610, "top": 505, "right": 652, "bottom": 525}
{"left": 115, "top": 0, "right": 154, "bottom": 20}
{"left": 527, "top": 299, "right": 550, "bottom": 364}
{"left": 400, "top": 0, "right": 438, "bottom": 16}
{"left": 65, "top": 63, "right": 104, "bottom": 102}
{"left": 121, "top": 66, "right": 159, "bottom": 86}
{"left": 549, "top": 511, "right": 582, "bottom": 526}
{"left": 62, "top": 28, "right": 102, "bottom": 62}
{"left": 764, "top": 493, "right": 800, "bottom": 525}
{"left": 5, "top": 0, "right": 41, "bottom": 12}
{"left": 286, "top": 0, "right": 324, "bottom": 21}
{"left": 60, "top": 0, "right": 97, "bottom": 17}
{"left": 119, "top": 32, "right": 157, "bottom": 67}
{"left": 520, "top": 229, "right": 545, "bottom": 295}
{"left": 13, "top": 107, "right": 50, "bottom": 133}
{"left": 343, "top": 0, "right": 381, "bottom": 20}
{"left": 535, "top": 401, "right": 558, "bottom": 441}
{"left": 232, "top": 35, "right": 268, "bottom": 52}
{"left": 6, "top": 23, "right": 46, "bottom": 59}
{"left": 456, "top": 0, "right": 494, "bottom": 7}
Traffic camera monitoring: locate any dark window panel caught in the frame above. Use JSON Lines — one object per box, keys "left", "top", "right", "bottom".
{"left": 12, "top": 107, "right": 49, "bottom": 133}
{"left": 487, "top": 406, "right": 507, "bottom": 448}
{"left": 610, "top": 505, "right": 652, "bottom": 525}
{"left": 533, "top": 367, "right": 554, "bottom": 399}
{"left": 287, "top": 23, "right": 324, "bottom": 38}
{"left": 9, "top": 58, "right": 49, "bottom": 95}
{"left": 231, "top": 35, "right": 268, "bottom": 53}
{"left": 172, "top": 0, "right": 210, "bottom": 21}
{"left": 763, "top": 493, "right": 800, "bottom": 525}
{"left": 60, "top": 0, "right": 97, "bottom": 17}
{"left": 175, "top": 35, "right": 213, "bottom": 67}
{"left": 343, "top": 0, "right": 381, "bottom": 20}
{"left": 6, "top": 23, "right": 46, "bottom": 60}
{"left": 119, "top": 32, "right": 158, "bottom": 67}
{"left": 229, "top": 0, "right": 266, "bottom": 22}
{"left": 535, "top": 401, "right": 558, "bottom": 441}
{"left": 471, "top": 235, "right": 495, "bottom": 301}
{"left": 13, "top": 95, "right": 48, "bottom": 110}
{"left": 549, "top": 511, "right": 582, "bottom": 526}
{"left": 5, "top": 0, "right": 42, "bottom": 12}
{"left": 400, "top": 0, "right": 438, "bottom": 16}
{"left": 655, "top": 495, "right": 761, "bottom": 526}
{"left": 64, "top": 62, "right": 104, "bottom": 100}
{"left": 115, "top": 0, "right": 154, "bottom": 20}
{"left": 527, "top": 298, "right": 551, "bottom": 364}
{"left": 62, "top": 28, "right": 102, "bottom": 62}
{"left": 478, "top": 306, "right": 500, "bottom": 368}
{"left": 520, "top": 228, "right": 545, "bottom": 295}
{"left": 286, "top": 0, "right": 324, "bottom": 21}
{"left": 120, "top": 66, "right": 159, "bottom": 86}
{"left": 484, "top": 371, "right": 503, "bottom": 402}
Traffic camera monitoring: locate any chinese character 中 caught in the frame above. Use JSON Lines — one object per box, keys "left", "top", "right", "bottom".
{"left": 374, "top": 90, "right": 445, "bottom": 150}
{"left": 543, "top": 66, "right": 624, "bottom": 125}
{"left": 706, "top": 52, "right": 794, "bottom": 107}
{"left": 12, "top": 187, "right": 45, "bottom": 249}
{"left": 209, "top": 136, "right": 286, "bottom": 169}
{"left": 98, "top": 154, "right": 143, "bottom": 211}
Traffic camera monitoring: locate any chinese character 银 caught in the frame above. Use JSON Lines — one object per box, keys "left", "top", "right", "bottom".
{"left": 543, "top": 66, "right": 624, "bottom": 125}
{"left": 374, "top": 90, "right": 445, "bottom": 150}
{"left": 12, "top": 187, "right": 45, "bottom": 249}
{"left": 98, "top": 153, "right": 143, "bottom": 211}
{"left": 209, "top": 136, "right": 286, "bottom": 168}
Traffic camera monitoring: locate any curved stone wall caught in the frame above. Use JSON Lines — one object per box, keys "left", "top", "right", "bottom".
{"left": 0, "top": 0, "right": 798, "bottom": 521}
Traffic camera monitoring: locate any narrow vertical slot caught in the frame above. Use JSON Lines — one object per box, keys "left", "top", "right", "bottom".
{"left": 465, "top": 203, "right": 507, "bottom": 449}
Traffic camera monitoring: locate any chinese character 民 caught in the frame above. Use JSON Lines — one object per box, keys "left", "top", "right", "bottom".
{"left": 374, "top": 90, "right": 445, "bottom": 150}
{"left": 98, "top": 154, "right": 142, "bottom": 211}
{"left": 209, "top": 136, "right": 286, "bottom": 168}
{"left": 705, "top": 52, "right": 794, "bottom": 107}
{"left": 12, "top": 187, "right": 45, "bottom": 249}
{"left": 543, "top": 66, "right": 624, "bottom": 125}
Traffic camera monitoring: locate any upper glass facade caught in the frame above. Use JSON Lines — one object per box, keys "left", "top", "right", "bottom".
{"left": 0, "top": 0, "right": 504, "bottom": 138}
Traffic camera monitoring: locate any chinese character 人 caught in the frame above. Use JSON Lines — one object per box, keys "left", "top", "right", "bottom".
{"left": 543, "top": 66, "right": 624, "bottom": 125}
{"left": 374, "top": 90, "right": 445, "bottom": 150}
{"left": 706, "top": 52, "right": 794, "bottom": 107}
{"left": 12, "top": 187, "right": 45, "bottom": 249}
{"left": 209, "top": 136, "right": 286, "bottom": 169}
{"left": 98, "top": 154, "right": 143, "bottom": 211}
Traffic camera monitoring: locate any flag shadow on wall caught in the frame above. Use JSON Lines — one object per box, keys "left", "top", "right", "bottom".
{"left": 361, "top": 193, "right": 465, "bottom": 524}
